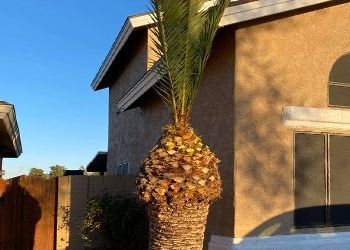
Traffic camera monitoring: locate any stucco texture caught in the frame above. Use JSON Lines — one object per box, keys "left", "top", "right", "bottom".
{"left": 234, "top": 2, "right": 350, "bottom": 238}
{"left": 108, "top": 30, "right": 148, "bottom": 103}
{"left": 107, "top": 30, "right": 149, "bottom": 173}
{"left": 191, "top": 27, "right": 235, "bottom": 240}
{"left": 108, "top": 95, "right": 170, "bottom": 175}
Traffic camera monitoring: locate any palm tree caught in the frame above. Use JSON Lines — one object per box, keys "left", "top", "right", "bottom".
{"left": 136, "top": 0, "right": 230, "bottom": 249}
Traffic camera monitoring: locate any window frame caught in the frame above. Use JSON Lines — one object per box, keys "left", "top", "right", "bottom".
{"left": 328, "top": 53, "right": 350, "bottom": 108}
{"left": 293, "top": 131, "right": 350, "bottom": 229}
{"left": 328, "top": 81, "right": 350, "bottom": 109}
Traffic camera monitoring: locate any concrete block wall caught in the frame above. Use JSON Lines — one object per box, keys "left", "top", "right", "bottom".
{"left": 56, "top": 175, "right": 136, "bottom": 250}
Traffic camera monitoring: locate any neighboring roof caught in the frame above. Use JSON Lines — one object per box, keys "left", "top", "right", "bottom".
{"left": 86, "top": 152, "right": 107, "bottom": 172}
{"left": 0, "top": 102, "right": 22, "bottom": 158}
{"left": 91, "top": 0, "right": 336, "bottom": 91}
{"left": 64, "top": 170, "right": 84, "bottom": 176}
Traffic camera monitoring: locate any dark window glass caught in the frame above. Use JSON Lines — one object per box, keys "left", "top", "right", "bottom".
{"left": 329, "top": 85, "right": 350, "bottom": 107}
{"left": 117, "top": 164, "right": 123, "bottom": 176}
{"left": 122, "top": 163, "right": 129, "bottom": 175}
{"left": 329, "top": 135, "right": 350, "bottom": 226}
{"left": 329, "top": 54, "right": 350, "bottom": 84}
{"left": 295, "top": 133, "right": 326, "bottom": 227}
{"left": 329, "top": 54, "right": 350, "bottom": 107}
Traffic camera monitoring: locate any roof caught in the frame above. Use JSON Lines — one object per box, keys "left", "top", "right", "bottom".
{"left": 91, "top": 0, "right": 336, "bottom": 91}
{"left": 0, "top": 101, "right": 22, "bottom": 158}
{"left": 86, "top": 152, "right": 107, "bottom": 172}
{"left": 64, "top": 170, "right": 84, "bottom": 176}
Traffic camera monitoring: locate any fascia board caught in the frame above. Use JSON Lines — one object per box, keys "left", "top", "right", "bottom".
{"left": 0, "top": 104, "right": 22, "bottom": 157}
{"left": 131, "top": 0, "right": 334, "bottom": 27}
{"left": 220, "top": 0, "right": 333, "bottom": 26}
{"left": 91, "top": 18, "right": 134, "bottom": 90}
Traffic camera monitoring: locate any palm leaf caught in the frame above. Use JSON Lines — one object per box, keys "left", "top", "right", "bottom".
{"left": 150, "top": 0, "right": 230, "bottom": 124}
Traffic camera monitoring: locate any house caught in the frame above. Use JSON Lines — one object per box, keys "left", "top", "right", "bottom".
{"left": 0, "top": 101, "right": 22, "bottom": 178}
{"left": 91, "top": 0, "right": 350, "bottom": 248}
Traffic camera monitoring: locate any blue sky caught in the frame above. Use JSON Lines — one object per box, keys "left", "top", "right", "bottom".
{"left": 0, "top": 1, "right": 148, "bottom": 178}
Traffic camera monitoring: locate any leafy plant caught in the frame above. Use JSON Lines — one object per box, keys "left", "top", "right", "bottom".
{"left": 80, "top": 193, "right": 148, "bottom": 250}
{"left": 49, "top": 165, "right": 66, "bottom": 177}
{"left": 28, "top": 168, "right": 46, "bottom": 177}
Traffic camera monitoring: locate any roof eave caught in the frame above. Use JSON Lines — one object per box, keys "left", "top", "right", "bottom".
{"left": 86, "top": 151, "right": 108, "bottom": 172}
{"left": 91, "top": 0, "right": 243, "bottom": 91}
{"left": 91, "top": 0, "right": 335, "bottom": 92}
{"left": 0, "top": 103, "right": 22, "bottom": 158}
{"left": 114, "top": 0, "right": 337, "bottom": 112}
{"left": 91, "top": 14, "right": 154, "bottom": 91}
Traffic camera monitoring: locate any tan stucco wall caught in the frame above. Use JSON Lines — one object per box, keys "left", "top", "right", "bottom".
{"left": 234, "top": 2, "right": 350, "bottom": 238}
{"left": 192, "top": 27, "right": 235, "bottom": 241}
{"left": 147, "top": 28, "right": 160, "bottom": 70}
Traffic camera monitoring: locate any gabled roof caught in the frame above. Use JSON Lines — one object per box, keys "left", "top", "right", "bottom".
{"left": 0, "top": 101, "right": 22, "bottom": 158}
{"left": 91, "top": 0, "right": 336, "bottom": 91}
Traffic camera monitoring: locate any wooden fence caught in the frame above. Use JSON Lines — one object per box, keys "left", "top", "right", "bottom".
{"left": 0, "top": 176, "right": 57, "bottom": 250}
{"left": 0, "top": 175, "right": 136, "bottom": 249}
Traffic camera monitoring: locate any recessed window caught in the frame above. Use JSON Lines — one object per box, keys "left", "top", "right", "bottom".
{"left": 110, "top": 162, "right": 129, "bottom": 176}
{"left": 295, "top": 133, "right": 326, "bottom": 227}
{"left": 329, "top": 54, "right": 350, "bottom": 107}
{"left": 295, "top": 133, "right": 350, "bottom": 228}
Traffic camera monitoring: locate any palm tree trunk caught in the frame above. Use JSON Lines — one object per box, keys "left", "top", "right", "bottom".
{"left": 147, "top": 203, "right": 209, "bottom": 250}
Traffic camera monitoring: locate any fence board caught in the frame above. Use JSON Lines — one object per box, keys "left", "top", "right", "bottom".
{"left": 0, "top": 176, "right": 57, "bottom": 250}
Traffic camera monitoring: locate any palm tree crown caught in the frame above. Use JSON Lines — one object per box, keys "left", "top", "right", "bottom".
{"left": 137, "top": 2, "right": 230, "bottom": 248}
{"left": 150, "top": 0, "right": 230, "bottom": 124}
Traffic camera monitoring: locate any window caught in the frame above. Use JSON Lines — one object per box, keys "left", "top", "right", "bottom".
{"left": 110, "top": 162, "right": 129, "bottom": 176}
{"left": 329, "top": 53, "right": 350, "bottom": 107}
{"left": 295, "top": 133, "right": 350, "bottom": 228}
{"left": 117, "top": 163, "right": 129, "bottom": 176}
{"left": 329, "top": 135, "right": 350, "bottom": 225}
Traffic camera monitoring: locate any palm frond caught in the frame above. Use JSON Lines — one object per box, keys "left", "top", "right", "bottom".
{"left": 150, "top": 0, "right": 230, "bottom": 124}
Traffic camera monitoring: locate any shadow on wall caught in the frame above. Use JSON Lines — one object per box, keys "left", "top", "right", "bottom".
{"left": 0, "top": 178, "right": 42, "bottom": 250}
{"left": 234, "top": 1, "right": 350, "bottom": 229}
{"left": 229, "top": 0, "right": 350, "bottom": 236}
{"left": 244, "top": 205, "right": 350, "bottom": 238}
{"left": 234, "top": 0, "right": 350, "bottom": 237}
{"left": 234, "top": 15, "right": 299, "bottom": 236}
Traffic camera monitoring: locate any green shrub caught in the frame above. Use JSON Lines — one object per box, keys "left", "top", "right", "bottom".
{"left": 80, "top": 193, "right": 148, "bottom": 250}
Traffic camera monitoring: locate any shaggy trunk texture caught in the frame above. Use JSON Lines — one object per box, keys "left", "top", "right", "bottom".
{"left": 137, "top": 124, "right": 222, "bottom": 249}
{"left": 147, "top": 204, "right": 209, "bottom": 250}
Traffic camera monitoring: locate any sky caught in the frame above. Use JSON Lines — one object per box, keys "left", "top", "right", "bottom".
{"left": 0, "top": 0, "right": 149, "bottom": 178}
